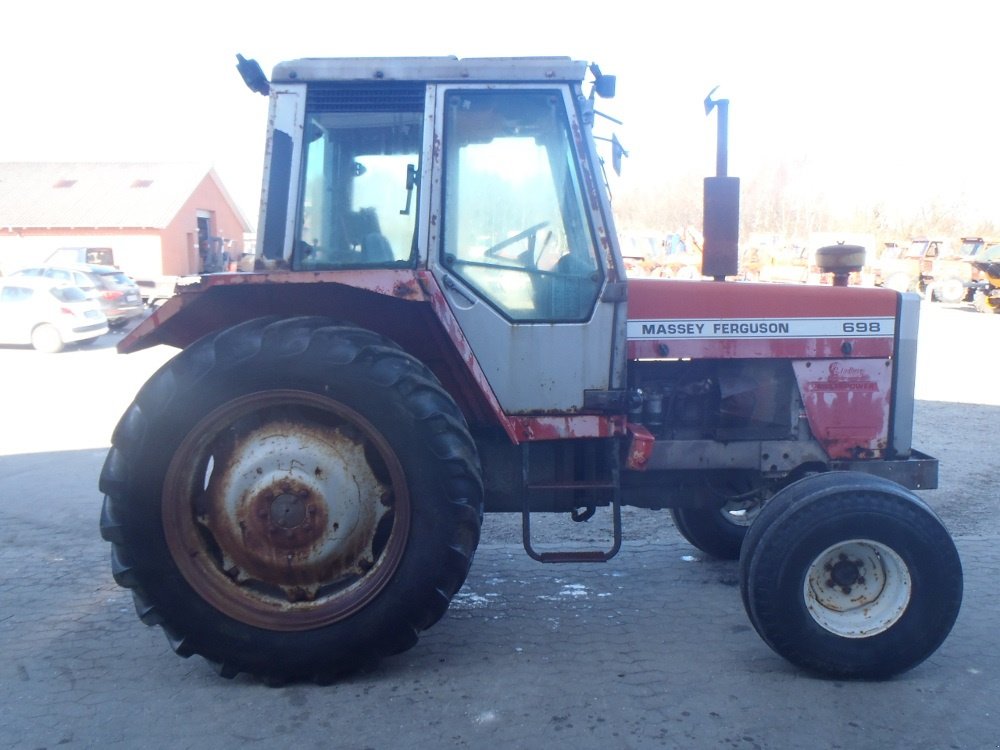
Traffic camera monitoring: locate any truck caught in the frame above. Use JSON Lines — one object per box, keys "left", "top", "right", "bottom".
{"left": 99, "top": 55, "right": 962, "bottom": 683}
{"left": 871, "top": 237, "right": 979, "bottom": 303}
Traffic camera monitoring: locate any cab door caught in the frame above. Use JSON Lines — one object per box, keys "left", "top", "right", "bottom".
{"left": 427, "top": 85, "right": 617, "bottom": 414}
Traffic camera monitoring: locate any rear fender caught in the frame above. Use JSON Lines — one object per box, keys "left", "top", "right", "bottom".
{"left": 118, "top": 270, "right": 426, "bottom": 353}
{"left": 117, "top": 270, "right": 503, "bottom": 431}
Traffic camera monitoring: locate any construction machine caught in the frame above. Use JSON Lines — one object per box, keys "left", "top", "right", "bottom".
{"left": 99, "top": 55, "right": 961, "bottom": 682}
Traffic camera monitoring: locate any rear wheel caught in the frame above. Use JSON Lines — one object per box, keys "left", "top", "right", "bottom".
{"left": 739, "top": 472, "right": 962, "bottom": 679}
{"left": 100, "top": 317, "right": 483, "bottom": 681}
{"left": 31, "top": 324, "right": 64, "bottom": 353}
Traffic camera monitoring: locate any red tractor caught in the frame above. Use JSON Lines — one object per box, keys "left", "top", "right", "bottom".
{"left": 100, "top": 55, "right": 961, "bottom": 683}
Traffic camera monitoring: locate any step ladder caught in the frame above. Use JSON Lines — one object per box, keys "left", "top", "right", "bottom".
{"left": 520, "top": 439, "right": 623, "bottom": 563}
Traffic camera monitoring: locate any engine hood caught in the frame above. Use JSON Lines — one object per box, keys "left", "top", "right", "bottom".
{"left": 624, "top": 279, "right": 901, "bottom": 360}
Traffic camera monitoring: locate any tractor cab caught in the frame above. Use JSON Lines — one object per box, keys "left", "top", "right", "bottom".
{"left": 228, "top": 57, "right": 624, "bottom": 414}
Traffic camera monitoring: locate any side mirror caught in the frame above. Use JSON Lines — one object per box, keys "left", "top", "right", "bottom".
{"left": 236, "top": 53, "right": 270, "bottom": 96}
{"left": 595, "top": 74, "right": 617, "bottom": 99}
{"left": 589, "top": 63, "right": 616, "bottom": 99}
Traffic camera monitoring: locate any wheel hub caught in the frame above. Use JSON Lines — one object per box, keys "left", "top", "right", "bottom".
{"left": 270, "top": 492, "right": 308, "bottom": 529}
{"left": 827, "top": 555, "right": 865, "bottom": 592}
{"left": 804, "top": 539, "right": 912, "bottom": 638}
{"left": 163, "top": 390, "right": 411, "bottom": 630}
{"left": 201, "top": 421, "right": 383, "bottom": 593}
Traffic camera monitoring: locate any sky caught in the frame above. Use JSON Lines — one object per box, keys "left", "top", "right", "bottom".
{"left": 3, "top": 1, "right": 997, "bottom": 231}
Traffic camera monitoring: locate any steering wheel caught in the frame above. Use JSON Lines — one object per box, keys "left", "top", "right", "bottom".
{"left": 484, "top": 221, "right": 551, "bottom": 265}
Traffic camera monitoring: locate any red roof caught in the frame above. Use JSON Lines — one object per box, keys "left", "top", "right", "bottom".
{"left": 0, "top": 162, "right": 250, "bottom": 231}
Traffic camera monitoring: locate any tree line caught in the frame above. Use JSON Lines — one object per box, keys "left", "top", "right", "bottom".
{"left": 611, "top": 161, "right": 1000, "bottom": 244}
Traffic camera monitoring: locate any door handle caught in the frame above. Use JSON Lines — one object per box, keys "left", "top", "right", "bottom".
{"left": 442, "top": 274, "right": 477, "bottom": 307}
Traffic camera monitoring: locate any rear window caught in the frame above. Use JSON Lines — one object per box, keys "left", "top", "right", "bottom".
{"left": 97, "top": 271, "right": 132, "bottom": 286}
{"left": 50, "top": 286, "right": 88, "bottom": 302}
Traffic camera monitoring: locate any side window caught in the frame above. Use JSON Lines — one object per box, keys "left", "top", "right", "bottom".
{"left": 294, "top": 85, "right": 425, "bottom": 270}
{"left": 46, "top": 269, "right": 72, "bottom": 283}
{"left": 441, "top": 90, "right": 602, "bottom": 322}
{"left": 0, "top": 286, "right": 33, "bottom": 303}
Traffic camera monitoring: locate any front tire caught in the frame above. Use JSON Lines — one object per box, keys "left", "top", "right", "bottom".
{"left": 931, "top": 277, "right": 966, "bottom": 304}
{"left": 739, "top": 472, "right": 962, "bottom": 679}
{"left": 100, "top": 317, "right": 483, "bottom": 681}
{"left": 670, "top": 501, "right": 758, "bottom": 560}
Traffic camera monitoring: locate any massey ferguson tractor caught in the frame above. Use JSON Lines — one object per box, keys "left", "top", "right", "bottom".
{"left": 99, "top": 55, "right": 962, "bottom": 683}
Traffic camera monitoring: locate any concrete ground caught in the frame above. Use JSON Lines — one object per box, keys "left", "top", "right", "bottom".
{"left": 0, "top": 302, "right": 997, "bottom": 749}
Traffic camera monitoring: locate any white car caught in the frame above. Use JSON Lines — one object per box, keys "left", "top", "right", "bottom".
{"left": 0, "top": 277, "right": 109, "bottom": 352}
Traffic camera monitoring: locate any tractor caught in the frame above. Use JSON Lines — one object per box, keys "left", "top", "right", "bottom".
{"left": 99, "top": 55, "right": 962, "bottom": 683}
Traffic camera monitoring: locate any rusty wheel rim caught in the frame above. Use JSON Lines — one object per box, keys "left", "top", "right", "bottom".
{"left": 163, "top": 390, "right": 410, "bottom": 631}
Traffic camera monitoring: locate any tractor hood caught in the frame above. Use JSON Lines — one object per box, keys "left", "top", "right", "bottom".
{"left": 623, "top": 279, "right": 901, "bottom": 360}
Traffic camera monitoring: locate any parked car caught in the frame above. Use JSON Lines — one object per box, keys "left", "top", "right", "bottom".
{"left": 0, "top": 277, "right": 108, "bottom": 352}
{"left": 10, "top": 264, "right": 145, "bottom": 328}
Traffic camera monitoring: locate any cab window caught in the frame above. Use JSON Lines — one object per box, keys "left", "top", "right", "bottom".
{"left": 293, "top": 84, "right": 424, "bottom": 270}
{"left": 441, "top": 90, "right": 602, "bottom": 322}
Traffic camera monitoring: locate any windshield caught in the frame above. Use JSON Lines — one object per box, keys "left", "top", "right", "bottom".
{"left": 958, "top": 239, "right": 984, "bottom": 258}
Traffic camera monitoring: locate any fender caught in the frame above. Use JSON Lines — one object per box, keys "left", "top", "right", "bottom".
{"left": 118, "top": 269, "right": 624, "bottom": 444}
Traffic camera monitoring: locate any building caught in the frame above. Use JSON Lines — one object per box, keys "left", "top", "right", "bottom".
{"left": 0, "top": 162, "right": 252, "bottom": 279}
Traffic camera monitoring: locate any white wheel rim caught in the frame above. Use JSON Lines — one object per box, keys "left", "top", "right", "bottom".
{"left": 720, "top": 499, "right": 761, "bottom": 528}
{"left": 804, "top": 539, "right": 911, "bottom": 638}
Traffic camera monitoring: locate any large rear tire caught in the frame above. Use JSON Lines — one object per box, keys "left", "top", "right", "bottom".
{"left": 100, "top": 317, "right": 483, "bottom": 682}
{"left": 739, "top": 472, "right": 962, "bottom": 679}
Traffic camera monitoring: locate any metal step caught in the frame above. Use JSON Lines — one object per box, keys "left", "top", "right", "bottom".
{"left": 520, "top": 439, "right": 623, "bottom": 563}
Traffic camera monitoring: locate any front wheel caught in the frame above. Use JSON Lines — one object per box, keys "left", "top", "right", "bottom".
{"left": 930, "top": 277, "right": 966, "bottom": 304}
{"left": 670, "top": 500, "right": 760, "bottom": 560}
{"left": 100, "top": 317, "right": 483, "bottom": 682}
{"left": 973, "top": 289, "right": 999, "bottom": 314}
{"left": 739, "top": 472, "right": 962, "bottom": 679}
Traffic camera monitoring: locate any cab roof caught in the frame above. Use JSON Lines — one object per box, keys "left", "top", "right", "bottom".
{"left": 270, "top": 57, "right": 588, "bottom": 84}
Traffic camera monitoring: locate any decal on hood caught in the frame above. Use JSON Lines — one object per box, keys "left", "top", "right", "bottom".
{"left": 627, "top": 316, "right": 895, "bottom": 340}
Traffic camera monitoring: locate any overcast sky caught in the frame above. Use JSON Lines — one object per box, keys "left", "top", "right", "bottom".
{"left": 2, "top": 1, "right": 995, "bottom": 229}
